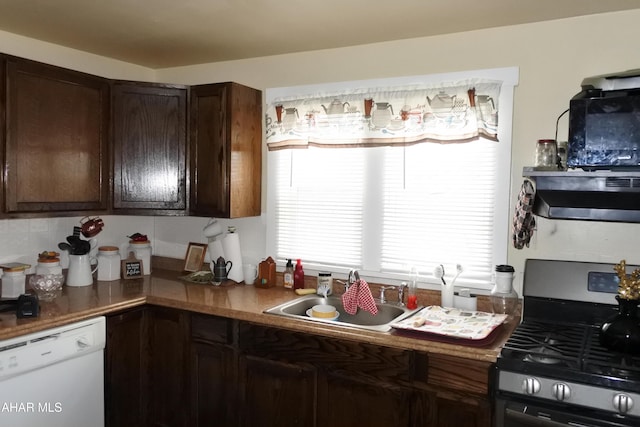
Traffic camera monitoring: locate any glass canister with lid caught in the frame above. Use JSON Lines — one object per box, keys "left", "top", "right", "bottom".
{"left": 489, "top": 264, "right": 519, "bottom": 316}
{"left": 535, "top": 139, "right": 558, "bottom": 170}
{"left": 97, "top": 246, "right": 121, "bottom": 281}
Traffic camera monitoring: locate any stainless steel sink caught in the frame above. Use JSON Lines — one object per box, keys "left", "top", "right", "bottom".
{"left": 263, "top": 294, "right": 419, "bottom": 332}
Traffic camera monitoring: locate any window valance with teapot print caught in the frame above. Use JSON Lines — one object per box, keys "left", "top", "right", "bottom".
{"left": 265, "top": 78, "right": 503, "bottom": 151}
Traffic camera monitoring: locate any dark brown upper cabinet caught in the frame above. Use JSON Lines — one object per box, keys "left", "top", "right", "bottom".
{"left": 4, "top": 56, "right": 110, "bottom": 214}
{"left": 0, "top": 55, "right": 6, "bottom": 214}
{"left": 111, "top": 82, "right": 188, "bottom": 214}
{"left": 190, "top": 82, "right": 262, "bottom": 218}
{"left": 1, "top": 53, "right": 262, "bottom": 218}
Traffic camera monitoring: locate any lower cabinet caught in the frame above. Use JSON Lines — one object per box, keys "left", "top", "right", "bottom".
{"left": 105, "top": 307, "right": 147, "bottom": 427}
{"left": 146, "top": 307, "right": 190, "bottom": 427}
{"left": 238, "top": 355, "right": 316, "bottom": 427}
{"left": 436, "top": 396, "right": 492, "bottom": 427}
{"left": 236, "top": 322, "right": 434, "bottom": 427}
{"left": 318, "top": 369, "right": 430, "bottom": 427}
{"left": 105, "top": 306, "right": 190, "bottom": 427}
{"left": 106, "top": 307, "right": 492, "bottom": 427}
{"left": 189, "top": 313, "right": 235, "bottom": 427}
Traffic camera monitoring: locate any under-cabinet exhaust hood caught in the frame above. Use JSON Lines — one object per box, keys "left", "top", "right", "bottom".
{"left": 523, "top": 168, "right": 640, "bottom": 222}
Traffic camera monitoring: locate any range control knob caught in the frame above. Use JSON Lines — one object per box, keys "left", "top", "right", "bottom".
{"left": 522, "top": 377, "right": 541, "bottom": 395}
{"left": 613, "top": 393, "right": 634, "bottom": 414}
{"left": 552, "top": 383, "right": 571, "bottom": 401}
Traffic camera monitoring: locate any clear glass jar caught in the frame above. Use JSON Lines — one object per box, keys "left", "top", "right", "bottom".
{"left": 556, "top": 140, "right": 568, "bottom": 170}
{"left": 535, "top": 139, "right": 558, "bottom": 170}
{"left": 490, "top": 264, "right": 518, "bottom": 315}
{"left": 127, "top": 240, "right": 151, "bottom": 275}
{"left": 97, "top": 246, "right": 121, "bottom": 281}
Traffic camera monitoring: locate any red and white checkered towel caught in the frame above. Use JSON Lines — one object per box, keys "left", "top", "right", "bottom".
{"left": 341, "top": 279, "right": 378, "bottom": 316}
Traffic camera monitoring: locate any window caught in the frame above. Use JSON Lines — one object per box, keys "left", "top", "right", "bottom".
{"left": 266, "top": 68, "right": 518, "bottom": 290}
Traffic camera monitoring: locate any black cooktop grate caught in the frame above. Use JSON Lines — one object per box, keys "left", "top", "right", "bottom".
{"left": 499, "top": 319, "right": 640, "bottom": 384}
{"left": 583, "top": 325, "right": 640, "bottom": 381}
{"left": 500, "top": 320, "right": 586, "bottom": 370}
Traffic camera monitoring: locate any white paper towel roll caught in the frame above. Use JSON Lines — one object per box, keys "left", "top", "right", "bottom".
{"left": 222, "top": 232, "right": 244, "bottom": 282}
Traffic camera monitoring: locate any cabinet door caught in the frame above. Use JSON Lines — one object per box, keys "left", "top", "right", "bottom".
{"left": 0, "top": 55, "right": 5, "bottom": 214}
{"left": 238, "top": 355, "right": 316, "bottom": 427}
{"left": 190, "top": 82, "right": 261, "bottom": 218}
{"left": 147, "top": 306, "right": 190, "bottom": 427}
{"left": 105, "top": 308, "right": 147, "bottom": 427}
{"left": 5, "top": 57, "right": 109, "bottom": 213}
{"left": 190, "top": 314, "right": 236, "bottom": 427}
{"left": 112, "top": 82, "right": 187, "bottom": 213}
{"left": 318, "top": 370, "right": 431, "bottom": 427}
{"left": 435, "top": 396, "right": 491, "bottom": 427}
{"left": 191, "top": 343, "right": 236, "bottom": 427}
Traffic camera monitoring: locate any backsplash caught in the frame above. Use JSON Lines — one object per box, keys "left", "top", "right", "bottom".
{"left": 0, "top": 215, "right": 265, "bottom": 274}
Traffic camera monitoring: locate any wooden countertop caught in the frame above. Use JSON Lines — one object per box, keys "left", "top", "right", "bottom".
{"left": 0, "top": 269, "right": 517, "bottom": 362}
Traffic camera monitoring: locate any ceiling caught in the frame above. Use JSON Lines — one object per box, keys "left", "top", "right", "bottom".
{"left": 0, "top": 0, "right": 639, "bottom": 69}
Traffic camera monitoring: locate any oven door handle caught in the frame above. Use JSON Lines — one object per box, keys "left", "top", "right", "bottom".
{"left": 505, "top": 408, "right": 579, "bottom": 427}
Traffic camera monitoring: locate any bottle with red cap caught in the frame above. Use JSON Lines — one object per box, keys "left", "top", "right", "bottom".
{"left": 293, "top": 259, "right": 305, "bottom": 290}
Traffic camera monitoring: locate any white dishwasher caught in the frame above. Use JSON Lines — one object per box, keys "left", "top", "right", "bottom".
{"left": 0, "top": 316, "right": 106, "bottom": 427}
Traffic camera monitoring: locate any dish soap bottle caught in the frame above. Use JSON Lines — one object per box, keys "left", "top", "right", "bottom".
{"left": 293, "top": 259, "right": 305, "bottom": 290}
{"left": 407, "top": 267, "right": 419, "bottom": 309}
{"left": 283, "top": 259, "right": 294, "bottom": 289}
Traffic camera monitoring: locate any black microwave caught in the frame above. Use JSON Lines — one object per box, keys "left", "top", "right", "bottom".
{"left": 568, "top": 73, "right": 640, "bottom": 170}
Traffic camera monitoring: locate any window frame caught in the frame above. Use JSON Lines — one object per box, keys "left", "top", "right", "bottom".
{"left": 266, "top": 67, "right": 518, "bottom": 291}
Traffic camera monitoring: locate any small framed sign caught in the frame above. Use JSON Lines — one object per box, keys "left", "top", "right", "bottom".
{"left": 184, "top": 242, "right": 208, "bottom": 272}
{"left": 121, "top": 251, "right": 144, "bottom": 280}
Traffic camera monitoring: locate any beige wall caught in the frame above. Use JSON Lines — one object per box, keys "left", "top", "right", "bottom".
{"left": 156, "top": 9, "right": 640, "bottom": 292}
{"left": 1, "top": 10, "right": 639, "bottom": 293}
{"left": 0, "top": 29, "right": 154, "bottom": 80}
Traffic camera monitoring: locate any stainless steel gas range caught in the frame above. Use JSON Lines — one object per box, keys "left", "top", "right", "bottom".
{"left": 494, "top": 259, "right": 640, "bottom": 427}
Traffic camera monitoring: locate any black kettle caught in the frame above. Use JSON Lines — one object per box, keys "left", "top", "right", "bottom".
{"left": 213, "top": 256, "right": 233, "bottom": 282}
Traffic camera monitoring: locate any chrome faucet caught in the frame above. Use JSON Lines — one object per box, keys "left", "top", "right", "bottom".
{"left": 336, "top": 269, "right": 361, "bottom": 293}
{"left": 379, "top": 284, "right": 407, "bottom": 305}
{"left": 379, "top": 286, "right": 391, "bottom": 304}
{"left": 397, "top": 282, "right": 407, "bottom": 306}
{"left": 346, "top": 269, "right": 360, "bottom": 292}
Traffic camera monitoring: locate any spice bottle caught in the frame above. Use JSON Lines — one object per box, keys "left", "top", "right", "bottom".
{"left": 293, "top": 259, "right": 305, "bottom": 290}
{"left": 283, "top": 259, "right": 294, "bottom": 289}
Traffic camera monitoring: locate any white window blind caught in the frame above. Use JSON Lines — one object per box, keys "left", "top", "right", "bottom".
{"left": 271, "top": 148, "right": 366, "bottom": 267}
{"left": 380, "top": 140, "right": 498, "bottom": 288}
{"left": 266, "top": 68, "right": 517, "bottom": 290}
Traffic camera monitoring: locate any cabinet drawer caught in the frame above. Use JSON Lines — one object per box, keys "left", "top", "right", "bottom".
{"left": 191, "top": 314, "right": 232, "bottom": 344}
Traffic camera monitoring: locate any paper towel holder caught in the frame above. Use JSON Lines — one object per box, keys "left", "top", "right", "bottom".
{"left": 203, "top": 218, "right": 223, "bottom": 239}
